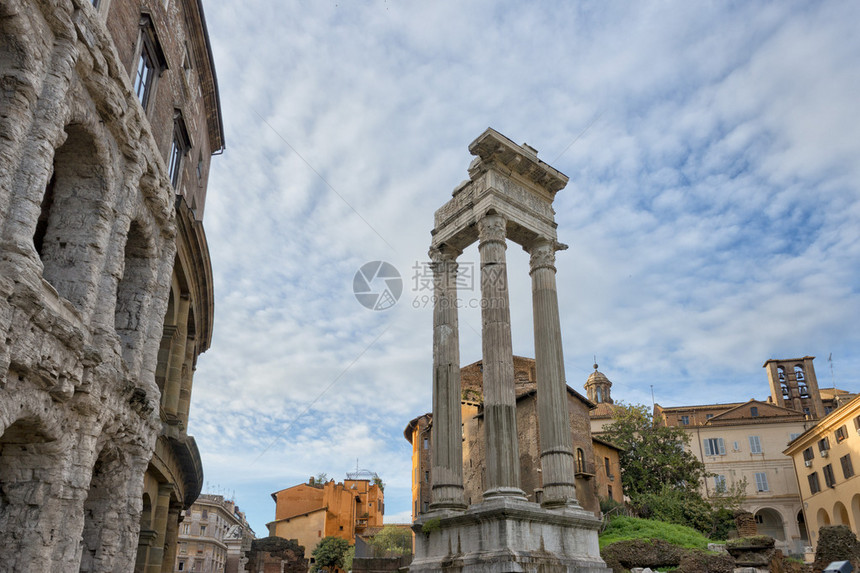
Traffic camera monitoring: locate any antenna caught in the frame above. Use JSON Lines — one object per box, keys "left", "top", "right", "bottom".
{"left": 829, "top": 353, "right": 835, "bottom": 389}
{"left": 650, "top": 384, "right": 655, "bottom": 409}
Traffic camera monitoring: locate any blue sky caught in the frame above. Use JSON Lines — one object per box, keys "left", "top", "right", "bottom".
{"left": 192, "top": 1, "right": 860, "bottom": 535}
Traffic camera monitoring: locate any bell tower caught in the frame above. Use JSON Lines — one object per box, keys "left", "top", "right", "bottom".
{"left": 764, "top": 356, "right": 824, "bottom": 419}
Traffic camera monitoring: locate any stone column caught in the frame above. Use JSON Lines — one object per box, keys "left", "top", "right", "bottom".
{"left": 428, "top": 245, "right": 466, "bottom": 510}
{"left": 160, "top": 505, "right": 181, "bottom": 572}
{"left": 146, "top": 484, "right": 172, "bottom": 573}
{"left": 163, "top": 295, "right": 190, "bottom": 419}
{"left": 478, "top": 213, "right": 525, "bottom": 499}
{"left": 529, "top": 239, "right": 579, "bottom": 507}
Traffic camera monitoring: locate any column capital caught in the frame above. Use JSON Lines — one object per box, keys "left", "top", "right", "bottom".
{"left": 429, "top": 244, "right": 461, "bottom": 265}
{"left": 527, "top": 239, "right": 568, "bottom": 274}
{"left": 477, "top": 213, "right": 507, "bottom": 246}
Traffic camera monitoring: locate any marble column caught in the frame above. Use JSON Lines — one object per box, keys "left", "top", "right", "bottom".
{"left": 429, "top": 245, "right": 466, "bottom": 510}
{"left": 529, "top": 239, "right": 579, "bottom": 507}
{"left": 478, "top": 213, "right": 525, "bottom": 499}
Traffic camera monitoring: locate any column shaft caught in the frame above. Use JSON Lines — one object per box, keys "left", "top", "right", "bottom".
{"left": 429, "top": 246, "right": 466, "bottom": 510}
{"left": 478, "top": 214, "right": 524, "bottom": 498}
{"left": 530, "top": 240, "right": 578, "bottom": 507}
{"left": 163, "top": 295, "right": 190, "bottom": 417}
{"left": 146, "top": 485, "right": 172, "bottom": 573}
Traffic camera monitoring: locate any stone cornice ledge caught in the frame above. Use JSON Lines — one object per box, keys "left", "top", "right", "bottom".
{"left": 421, "top": 496, "right": 601, "bottom": 530}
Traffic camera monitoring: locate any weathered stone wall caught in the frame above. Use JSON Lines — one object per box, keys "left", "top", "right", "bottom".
{"left": 0, "top": 0, "right": 218, "bottom": 571}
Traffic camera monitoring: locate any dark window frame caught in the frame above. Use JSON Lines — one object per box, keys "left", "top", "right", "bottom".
{"left": 134, "top": 14, "right": 167, "bottom": 112}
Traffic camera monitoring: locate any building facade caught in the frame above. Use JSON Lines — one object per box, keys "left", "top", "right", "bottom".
{"left": 175, "top": 494, "right": 255, "bottom": 573}
{"left": 784, "top": 394, "right": 860, "bottom": 548}
{"left": 267, "top": 475, "right": 384, "bottom": 555}
{"left": 0, "top": 0, "right": 222, "bottom": 571}
{"left": 405, "top": 356, "right": 623, "bottom": 519}
{"left": 654, "top": 357, "right": 853, "bottom": 555}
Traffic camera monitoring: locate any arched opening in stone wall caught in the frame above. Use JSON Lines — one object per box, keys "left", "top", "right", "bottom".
{"left": 754, "top": 507, "right": 785, "bottom": 541}
{"left": 114, "top": 219, "right": 155, "bottom": 364}
{"left": 154, "top": 286, "right": 177, "bottom": 394}
{"left": 134, "top": 493, "right": 154, "bottom": 573}
{"left": 833, "top": 501, "right": 850, "bottom": 525}
{"left": 80, "top": 443, "right": 124, "bottom": 573}
{"left": 0, "top": 418, "right": 61, "bottom": 568}
{"left": 36, "top": 123, "right": 108, "bottom": 311}
{"left": 796, "top": 510, "right": 808, "bottom": 542}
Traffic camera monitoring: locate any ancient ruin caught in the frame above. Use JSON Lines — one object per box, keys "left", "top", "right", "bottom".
{"left": 0, "top": 0, "right": 221, "bottom": 570}
{"left": 411, "top": 128, "right": 609, "bottom": 572}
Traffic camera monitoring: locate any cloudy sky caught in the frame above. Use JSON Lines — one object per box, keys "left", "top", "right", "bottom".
{"left": 192, "top": 1, "right": 860, "bottom": 534}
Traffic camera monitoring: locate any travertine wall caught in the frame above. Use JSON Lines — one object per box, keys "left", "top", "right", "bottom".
{"left": 0, "top": 0, "right": 218, "bottom": 571}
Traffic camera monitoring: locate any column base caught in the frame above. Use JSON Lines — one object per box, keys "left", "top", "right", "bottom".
{"left": 412, "top": 496, "right": 610, "bottom": 573}
{"left": 483, "top": 486, "right": 528, "bottom": 500}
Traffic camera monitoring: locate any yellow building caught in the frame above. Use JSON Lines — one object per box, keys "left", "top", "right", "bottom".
{"left": 784, "top": 394, "right": 860, "bottom": 548}
{"left": 267, "top": 474, "right": 384, "bottom": 557}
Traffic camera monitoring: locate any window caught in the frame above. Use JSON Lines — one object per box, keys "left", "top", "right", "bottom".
{"left": 604, "top": 457, "right": 611, "bottom": 476}
{"left": 607, "top": 485, "right": 613, "bottom": 498}
{"left": 835, "top": 425, "right": 848, "bottom": 443}
{"left": 183, "top": 524, "right": 190, "bottom": 534}
{"left": 200, "top": 525, "right": 206, "bottom": 536}
{"left": 706, "top": 414, "right": 714, "bottom": 420}
{"left": 777, "top": 366, "right": 786, "bottom": 382}
{"left": 803, "top": 407, "right": 811, "bottom": 417}
{"left": 733, "top": 441, "right": 740, "bottom": 451}
{"left": 169, "top": 110, "right": 191, "bottom": 188}
{"left": 854, "top": 415, "right": 860, "bottom": 431}
{"left": 818, "top": 437, "right": 830, "bottom": 453}
{"left": 823, "top": 464, "right": 836, "bottom": 488}
{"left": 423, "top": 437, "right": 429, "bottom": 450}
{"left": 803, "top": 447, "right": 814, "bottom": 462}
{"left": 840, "top": 454, "right": 854, "bottom": 479}
{"left": 750, "top": 407, "right": 758, "bottom": 417}
{"left": 808, "top": 472, "right": 821, "bottom": 494}
{"left": 714, "top": 475, "right": 727, "bottom": 493}
{"left": 422, "top": 501, "right": 429, "bottom": 512}
{"left": 178, "top": 562, "right": 185, "bottom": 571}
{"left": 133, "top": 15, "right": 167, "bottom": 111}
{"left": 201, "top": 510, "right": 208, "bottom": 519}
{"left": 180, "top": 543, "right": 187, "bottom": 555}
{"left": 680, "top": 416, "right": 689, "bottom": 425}
{"left": 749, "top": 436, "right": 762, "bottom": 454}
{"left": 576, "top": 448, "right": 586, "bottom": 473}
{"left": 703, "top": 438, "right": 725, "bottom": 456}
{"left": 825, "top": 405, "right": 833, "bottom": 414}
{"left": 754, "top": 472, "right": 769, "bottom": 492}
{"left": 424, "top": 471, "right": 429, "bottom": 483}
{"left": 794, "top": 365, "right": 805, "bottom": 381}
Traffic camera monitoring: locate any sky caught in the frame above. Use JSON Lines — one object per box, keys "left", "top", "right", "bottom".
{"left": 192, "top": 0, "right": 860, "bottom": 536}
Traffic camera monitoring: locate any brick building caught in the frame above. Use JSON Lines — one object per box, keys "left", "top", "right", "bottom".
{"left": 404, "top": 356, "right": 623, "bottom": 519}
{"left": 0, "top": 0, "right": 222, "bottom": 570}
{"left": 267, "top": 474, "right": 384, "bottom": 557}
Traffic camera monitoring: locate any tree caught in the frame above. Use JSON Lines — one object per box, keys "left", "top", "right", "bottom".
{"left": 311, "top": 536, "right": 350, "bottom": 572}
{"left": 372, "top": 475, "right": 385, "bottom": 492}
{"left": 602, "top": 402, "right": 709, "bottom": 500}
{"left": 314, "top": 472, "right": 329, "bottom": 486}
{"left": 367, "top": 525, "right": 411, "bottom": 557}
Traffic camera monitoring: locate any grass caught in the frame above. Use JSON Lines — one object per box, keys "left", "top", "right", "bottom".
{"left": 599, "top": 515, "right": 720, "bottom": 551}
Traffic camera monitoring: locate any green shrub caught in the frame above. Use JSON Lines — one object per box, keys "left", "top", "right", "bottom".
{"left": 599, "top": 515, "right": 716, "bottom": 551}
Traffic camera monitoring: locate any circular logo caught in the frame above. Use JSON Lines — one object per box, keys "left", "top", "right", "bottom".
{"left": 353, "top": 261, "right": 403, "bottom": 311}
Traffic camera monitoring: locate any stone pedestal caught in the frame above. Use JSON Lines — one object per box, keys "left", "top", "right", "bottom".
{"left": 412, "top": 498, "right": 609, "bottom": 573}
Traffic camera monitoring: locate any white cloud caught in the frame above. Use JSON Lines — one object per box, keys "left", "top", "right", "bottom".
{"left": 191, "top": 0, "right": 860, "bottom": 535}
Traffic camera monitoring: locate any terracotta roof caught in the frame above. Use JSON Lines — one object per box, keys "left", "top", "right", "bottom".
{"left": 590, "top": 402, "right": 622, "bottom": 419}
